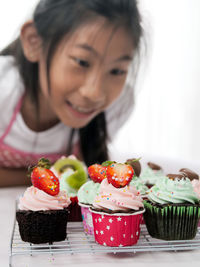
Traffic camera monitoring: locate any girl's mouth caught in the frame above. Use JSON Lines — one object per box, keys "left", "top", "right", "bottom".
{"left": 66, "top": 100, "right": 97, "bottom": 118}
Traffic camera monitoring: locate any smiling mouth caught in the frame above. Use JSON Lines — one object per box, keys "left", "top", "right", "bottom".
{"left": 66, "top": 100, "right": 97, "bottom": 115}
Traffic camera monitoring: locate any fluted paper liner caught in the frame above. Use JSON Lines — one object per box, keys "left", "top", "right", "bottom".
{"left": 90, "top": 208, "right": 145, "bottom": 247}
{"left": 143, "top": 200, "right": 200, "bottom": 240}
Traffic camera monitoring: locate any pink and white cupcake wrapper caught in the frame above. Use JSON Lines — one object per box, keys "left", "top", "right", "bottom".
{"left": 79, "top": 203, "right": 94, "bottom": 235}
{"left": 90, "top": 209, "right": 145, "bottom": 247}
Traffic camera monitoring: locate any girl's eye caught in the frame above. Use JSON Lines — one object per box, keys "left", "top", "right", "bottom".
{"left": 110, "top": 69, "right": 126, "bottom": 76}
{"left": 74, "top": 58, "right": 90, "bottom": 68}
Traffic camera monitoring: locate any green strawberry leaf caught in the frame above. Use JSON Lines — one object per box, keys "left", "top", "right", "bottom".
{"left": 102, "top": 160, "right": 116, "bottom": 167}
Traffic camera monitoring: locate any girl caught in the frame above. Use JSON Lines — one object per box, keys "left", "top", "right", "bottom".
{"left": 0, "top": 0, "right": 143, "bottom": 186}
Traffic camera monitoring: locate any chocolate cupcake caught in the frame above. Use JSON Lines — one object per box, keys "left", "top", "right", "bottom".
{"left": 16, "top": 159, "right": 71, "bottom": 244}
{"left": 17, "top": 187, "right": 70, "bottom": 244}
{"left": 143, "top": 176, "right": 200, "bottom": 240}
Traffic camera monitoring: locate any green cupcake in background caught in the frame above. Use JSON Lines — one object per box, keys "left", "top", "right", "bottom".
{"left": 52, "top": 155, "right": 88, "bottom": 196}
{"left": 143, "top": 175, "right": 200, "bottom": 240}
{"left": 130, "top": 178, "right": 148, "bottom": 196}
{"left": 140, "top": 162, "right": 166, "bottom": 188}
{"left": 78, "top": 180, "right": 100, "bottom": 206}
{"left": 51, "top": 155, "right": 88, "bottom": 221}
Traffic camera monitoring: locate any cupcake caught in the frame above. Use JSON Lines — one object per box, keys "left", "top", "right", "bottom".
{"left": 143, "top": 174, "right": 200, "bottom": 240}
{"left": 192, "top": 179, "right": 200, "bottom": 197}
{"left": 16, "top": 158, "right": 71, "bottom": 244}
{"left": 191, "top": 176, "right": 200, "bottom": 227}
{"left": 130, "top": 178, "right": 148, "bottom": 197}
{"left": 90, "top": 162, "right": 145, "bottom": 247}
{"left": 77, "top": 163, "right": 107, "bottom": 234}
{"left": 78, "top": 180, "right": 100, "bottom": 235}
{"left": 140, "top": 162, "right": 165, "bottom": 188}
{"left": 126, "top": 158, "right": 148, "bottom": 198}
{"left": 125, "top": 158, "right": 142, "bottom": 177}
{"left": 179, "top": 168, "right": 199, "bottom": 181}
{"left": 52, "top": 155, "right": 87, "bottom": 221}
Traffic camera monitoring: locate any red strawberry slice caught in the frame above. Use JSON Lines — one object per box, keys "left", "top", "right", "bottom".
{"left": 106, "top": 163, "right": 134, "bottom": 188}
{"left": 30, "top": 158, "right": 60, "bottom": 196}
{"left": 88, "top": 164, "right": 107, "bottom": 183}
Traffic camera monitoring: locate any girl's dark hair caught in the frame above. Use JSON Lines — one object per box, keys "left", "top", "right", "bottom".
{"left": 0, "top": 0, "right": 142, "bottom": 166}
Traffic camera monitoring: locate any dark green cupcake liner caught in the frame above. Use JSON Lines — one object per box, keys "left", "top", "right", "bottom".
{"left": 143, "top": 200, "right": 200, "bottom": 240}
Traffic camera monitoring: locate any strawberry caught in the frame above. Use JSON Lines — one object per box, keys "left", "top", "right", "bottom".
{"left": 106, "top": 163, "right": 134, "bottom": 188}
{"left": 88, "top": 164, "right": 107, "bottom": 183}
{"left": 70, "top": 196, "right": 78, "bottom": 206}
{"left": 30, "top": 158, "right": 60, "bottom": 196}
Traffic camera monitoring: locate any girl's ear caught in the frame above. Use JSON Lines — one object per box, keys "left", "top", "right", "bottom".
{"left": 20, "top": 20, "right": 42, "bottom": 62}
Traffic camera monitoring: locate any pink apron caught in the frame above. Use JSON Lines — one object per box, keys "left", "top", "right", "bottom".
{"left": 0, "top": 96, "right": 79, "bottom": 168}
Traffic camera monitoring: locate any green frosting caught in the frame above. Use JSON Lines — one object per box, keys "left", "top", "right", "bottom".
{"left": 54, "top": 157, "right": 87, "bottom": 190}
{"left": 140, "top": 167, "right": 166, "bottom": 185}
{"left": 148, "top": 176, "right": 199, "bottom": 204}
{"left": 77, "top": 180, "right": 100, "bottom": 205}
{"left": 143, "top": 200, "right": 200, "bottom": 240}
{"left": 60, "top": 169, "right": 79, "bottom": 197}
{"left": 130, "top": 177, "right": 148, "bottom": 195}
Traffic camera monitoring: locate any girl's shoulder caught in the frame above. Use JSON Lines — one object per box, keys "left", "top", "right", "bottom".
{"left": 0, "top": 55, "right": 24, "bottom": 114}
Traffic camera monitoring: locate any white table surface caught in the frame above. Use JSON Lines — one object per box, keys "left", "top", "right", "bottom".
{"left": 1, "top": 155, "right": 200, "bottom": 267}
{"left": 1, "top": 186, "right": 200, "bottom": 267}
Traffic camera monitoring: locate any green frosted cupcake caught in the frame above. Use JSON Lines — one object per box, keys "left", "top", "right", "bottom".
{"left": 140, "top": 162, "right": 165, "bottom": 188}
{"left": 130, "top": 177, "right": 148, "bottom": 196}
{"left": 77, "top": 180, "right": 100, "bottom": 206}
{"left": 143, "top": 175, "right": 200, "bottom": 240}
{"left": 51, "top": 155, "right": 88, "bottom": 221}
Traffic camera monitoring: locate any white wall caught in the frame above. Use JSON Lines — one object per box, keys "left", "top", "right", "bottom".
{"left": 110, "top": 0, "right": 200, "bottom": 169}
{"left": 0, "top": 0, "right": 199, "bottom": 168}
{"left": 0, "top": 0, "right": 38, "bottom": 48}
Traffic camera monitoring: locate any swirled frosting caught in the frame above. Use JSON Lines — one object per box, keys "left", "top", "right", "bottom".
{"left": 18, "top": 186, "right": 71, "bottom": 211}
{"left": 130, "top": 177, "right": 148, "bottom": 195}
{"left": 147, "top": 177, "right": 199, "bottom": 204}
{"left": 93, "top": 179, "right": 144, "bottom": 211}
{"left": 192, "top": 179, "right": 200, "bottom": 198}
{"left": 140, "top": 167, "right": 166, "bottom": 185}
{"left": 51, "top": 155, "right": 87, "bottom": 197}
{"left": 78, "top": 180, "right": 100, "bottom": 205}
{"left": 59, "top": 169, "right": 78, "bottom": 197}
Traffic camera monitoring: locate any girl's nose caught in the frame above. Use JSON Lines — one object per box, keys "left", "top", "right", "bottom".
{"left": 79, "top": 73, "right": 106, "bottom": 104}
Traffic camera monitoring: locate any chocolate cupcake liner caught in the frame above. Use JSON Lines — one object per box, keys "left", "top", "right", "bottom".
{"left": 68, "top": 201, "right": 82, "bottom": 222}
{"left": 16, "top": 208, "right": 69, "bottom": 244}
{"left": 143, "top": 200, "right": 200, "bottom": 240}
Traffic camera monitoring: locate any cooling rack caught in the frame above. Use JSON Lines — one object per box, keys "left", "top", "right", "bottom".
{"left": 9, "top": 218, "right": 200, "bottom": 267}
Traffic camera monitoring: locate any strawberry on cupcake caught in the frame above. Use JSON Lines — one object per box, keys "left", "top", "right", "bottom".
{"left": 90, "top": 161, "right": 145, "bottom": 247}
{"left": 16, "top": 158, "right": 71, "bottom": 244}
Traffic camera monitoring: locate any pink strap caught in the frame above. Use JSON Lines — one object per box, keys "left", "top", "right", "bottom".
{"left": 0, "top": 95, "right": 24, "bottom": 142}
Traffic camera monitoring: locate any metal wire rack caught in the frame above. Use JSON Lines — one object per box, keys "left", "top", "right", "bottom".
{"left": 10, "top": 216, "right": 200, "bottom": 266}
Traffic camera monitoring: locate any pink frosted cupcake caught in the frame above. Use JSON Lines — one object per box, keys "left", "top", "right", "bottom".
{"left": 90, "top": 162, "right": 145, "bottom": 247}
{"left": 16, "top": 158, "right": 71, "bottom": 244}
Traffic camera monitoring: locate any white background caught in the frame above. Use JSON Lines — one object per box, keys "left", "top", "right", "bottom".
{"left": 0, "top": 0, "right": 200, "bottom": 167}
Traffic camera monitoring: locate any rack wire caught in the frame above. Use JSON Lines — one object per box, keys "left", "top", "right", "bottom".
{"left": 9, "top": 217, "right": 200, "bottom": 266}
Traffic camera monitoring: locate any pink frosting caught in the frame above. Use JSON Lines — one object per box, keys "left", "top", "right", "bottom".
{"left": 93, "top": 179, "right": 144, "bottom": 211}
{"left": 18, "top": 186, "right": 71, "bottom": 211}
{"left": 192, "top": 179, "right": 200, "bottom": 198}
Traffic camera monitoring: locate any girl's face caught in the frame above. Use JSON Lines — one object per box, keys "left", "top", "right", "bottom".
{"left": 38, "top": 18, "right": 134, "bottom": 128}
